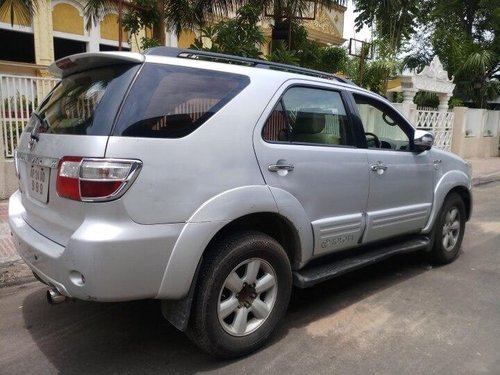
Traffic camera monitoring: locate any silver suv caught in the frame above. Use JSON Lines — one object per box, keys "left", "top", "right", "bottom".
{"left": 9, "top": 48, "right": 472, "bottom": 358}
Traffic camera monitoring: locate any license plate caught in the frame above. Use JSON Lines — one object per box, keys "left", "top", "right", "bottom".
{"left": 29, "top": 165, "right": 50, "bottom": 203}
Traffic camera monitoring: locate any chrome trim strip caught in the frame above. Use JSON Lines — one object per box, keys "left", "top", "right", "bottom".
{"left": 16, "top": 151, "right": 59, "bottom": 169}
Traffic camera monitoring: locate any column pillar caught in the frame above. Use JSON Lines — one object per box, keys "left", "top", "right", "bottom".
{"left": 88, "top": 23, "right": 100, "bottom": 52}
{"left": 402, "top": 89, "right": 417, "bottom": 105}
{"left": 32, "top": 0, "right": 54, "bottom": 70}
{"left": 401, "top": 89, "right": 417, "bottom": 122}
{"left": 438, "top": 93, "right": 452, "bottom": 112}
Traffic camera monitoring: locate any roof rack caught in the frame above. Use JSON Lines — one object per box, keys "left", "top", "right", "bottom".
{"left": 145, "top": 47, "right": 355, "bottom": 85}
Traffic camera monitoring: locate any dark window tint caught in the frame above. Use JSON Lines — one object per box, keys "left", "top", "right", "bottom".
{"left": 34, "top": 64, "right": 139, "bottom": 135}
{"left": 114, "top": 64, "right": 250, "bottom": 138}
{"left": 263, "top": 87, "right": 353, "bottom": 146}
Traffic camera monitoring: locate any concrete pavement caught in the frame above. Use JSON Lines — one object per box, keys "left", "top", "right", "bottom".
{"left": 0, "top": 181, "right": 499, "bottom": 374}
{"left": 1, "top": 156, "right": 499, "bottom": 280}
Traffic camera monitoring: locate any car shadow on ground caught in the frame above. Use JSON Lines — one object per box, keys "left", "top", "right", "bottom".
{"left": 21, "top": 252, "right": 433, "bottom": 374}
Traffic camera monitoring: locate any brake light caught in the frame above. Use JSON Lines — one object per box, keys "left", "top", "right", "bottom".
{"left": 56, "top": 157, "right": 142, "bottom": 202}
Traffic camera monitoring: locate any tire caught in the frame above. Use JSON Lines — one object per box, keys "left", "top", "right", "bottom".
{"left": 429, "top": 193, "right": 466, "bottom": 265}
{"left": 187, "top": 231, "right": 292, "bottom": 358}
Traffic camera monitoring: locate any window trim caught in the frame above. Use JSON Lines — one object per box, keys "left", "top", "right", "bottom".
{"left": 347, "top": 91, "right": 416, "bottom": 152}
{"left": 260, "top": 84, "right": 359, "bottom": 149}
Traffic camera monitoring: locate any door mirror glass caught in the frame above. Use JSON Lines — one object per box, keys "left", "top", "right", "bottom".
{"left": 414, "top": 130, "right": 434, "bottom": 151}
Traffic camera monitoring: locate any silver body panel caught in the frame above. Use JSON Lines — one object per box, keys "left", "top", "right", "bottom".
{"left": 9, "top": 51, "right": 472, "bottom": 302}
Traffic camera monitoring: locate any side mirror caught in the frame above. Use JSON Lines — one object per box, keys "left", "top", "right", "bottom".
{"left": 414, "top": 130, "right": 434, "bottom": 152}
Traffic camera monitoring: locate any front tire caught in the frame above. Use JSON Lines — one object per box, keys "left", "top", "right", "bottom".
{"left": 187, "top": 231, "right": 292, "bottom": 358}
{"left": 429, "top": 193, "right": 466, "bottom": 265}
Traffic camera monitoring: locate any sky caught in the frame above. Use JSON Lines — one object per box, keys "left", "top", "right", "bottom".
{"left": 343, "top": 1, "right": 372, "bottom": 44}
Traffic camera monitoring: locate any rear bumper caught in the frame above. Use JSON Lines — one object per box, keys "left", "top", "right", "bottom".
{"left": 8, "top": 190, "right": 184, "bottom": 301}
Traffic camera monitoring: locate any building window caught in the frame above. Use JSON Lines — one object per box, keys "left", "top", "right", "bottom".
{"left": 0, "top": 29, "right": 35, "bottom": 63}
{"left": 53, "top": 37, "right": 87, "bottom": 60}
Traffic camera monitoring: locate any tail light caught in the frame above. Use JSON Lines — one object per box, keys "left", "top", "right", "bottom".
{"left": 56, "top": 157, "right": 142, "bottom": 202}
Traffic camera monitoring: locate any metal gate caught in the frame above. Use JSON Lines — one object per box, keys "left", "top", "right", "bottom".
{"left": 415, "top": 107, "right": 454, "bottom": 152}
{"left": 1, "top": 74, "right": 59, "bottom": 158}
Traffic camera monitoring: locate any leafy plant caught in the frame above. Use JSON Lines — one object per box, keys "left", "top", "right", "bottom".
{"left": 190, "top": 4, "right": 265, "bottom": 59}
{"left": 267, "top": 41, "right": 300, "bottom": 65}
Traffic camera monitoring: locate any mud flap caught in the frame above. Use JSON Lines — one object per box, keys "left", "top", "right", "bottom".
{"left": 160, "top": 258, "right": 202, "bottom": 332}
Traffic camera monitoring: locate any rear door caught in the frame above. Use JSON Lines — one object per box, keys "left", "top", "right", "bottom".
{"left": 254, "top": 82, "right": 369, "bottom": 256}
{"left": 15, "top": 63, "right": 140, "bottom": 245}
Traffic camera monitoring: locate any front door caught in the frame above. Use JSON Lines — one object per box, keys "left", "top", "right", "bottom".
{"left": 350, "top": 92, "right": 434, "bottom": 243}
{"left": 254, "top": 84, "right": 369, "bottom": 255}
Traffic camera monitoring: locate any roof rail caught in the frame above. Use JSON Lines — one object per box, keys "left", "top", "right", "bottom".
{"left": 145, "top": 47, "right": 355, "bottom": 85}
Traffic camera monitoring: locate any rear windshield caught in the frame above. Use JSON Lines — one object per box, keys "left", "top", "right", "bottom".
{"left": 113, "top": 63, "right": 250, "bottom": 138}
{"left": 32, "top": 64, "right": 139, "bottom": 135}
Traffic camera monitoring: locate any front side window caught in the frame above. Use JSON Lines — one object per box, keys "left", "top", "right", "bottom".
{"left": 114, "top": 64, "right": 249, "bottom": 138}
{"left": 353, "top": 94, "right": 412, "bottom": 151}
{"left": 262, "top": 87, "right": 353, "bottom": 146}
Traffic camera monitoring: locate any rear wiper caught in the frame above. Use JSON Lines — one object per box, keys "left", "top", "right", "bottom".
{"left": 30, "top": 113, "right": 48, "bottom": 141}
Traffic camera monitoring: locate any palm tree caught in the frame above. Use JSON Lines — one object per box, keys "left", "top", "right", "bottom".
{"left": 455, "top": 50, "right": 500, "bottom": 108}
{"left": 0, "top": 0, "right": 37, "bottom": 26}
{"left": 260, "top": 0, "right": 347, "bottom": 49}
{"left": 84, "top": 0, "right": 243, "bottom": 48}
{"left": 352, "top": 0, "right": 419, "bottom": 52}
{"left": 85, "top": 0, "right": 348, "bottom": 50}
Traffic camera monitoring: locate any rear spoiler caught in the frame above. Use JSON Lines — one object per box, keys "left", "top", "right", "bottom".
{"left": 49, "top": 52, "right": 145, "bottom": 78}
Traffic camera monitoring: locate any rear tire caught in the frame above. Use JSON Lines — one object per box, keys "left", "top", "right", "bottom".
{"left": 187, "top": 231, "right": 292, "bottom": 358}
{"left": 429, "top": 193, "right": 466, "bottom": 265}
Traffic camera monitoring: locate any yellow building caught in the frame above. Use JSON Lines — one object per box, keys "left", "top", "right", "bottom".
{"left": 0, "top": 0, "right": 137, "bottom": 76}
{"left": 0, "top": 0, "right": 346, "bottom": 77}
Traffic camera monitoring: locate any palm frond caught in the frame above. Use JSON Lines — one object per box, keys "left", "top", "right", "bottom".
{"left": 0, "top": 0, "right": 37, "bottom": 27}
{"left": 83, "top": 0, "right": 118, "bottom": 30}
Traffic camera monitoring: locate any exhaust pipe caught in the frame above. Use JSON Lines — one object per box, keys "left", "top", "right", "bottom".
{"left": 47, "top": 287, "right": 66, "bottom": 305}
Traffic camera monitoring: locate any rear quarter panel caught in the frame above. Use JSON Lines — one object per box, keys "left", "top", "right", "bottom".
{"left": 105, "top": 75, "right": 282, "bottom": 224}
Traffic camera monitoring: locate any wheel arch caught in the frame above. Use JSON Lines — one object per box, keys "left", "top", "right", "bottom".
{"left": 156, "top": 185, "right": 310, "bottom": 301}
{"left": 159, "top": 211, "right": 303, "bottom": 332}
{"left": 204, "top": 212, "right": 302, "bottom": 269}
{"left": 422, "top": 170, "right": 472, "bottom": 233}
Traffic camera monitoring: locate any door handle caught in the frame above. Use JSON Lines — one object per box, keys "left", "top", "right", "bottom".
{"left": 370, "top": 162, "right": 388, "bottom": 173}
{"left": 268, "top": 164, "right": 294, "bottom": 172}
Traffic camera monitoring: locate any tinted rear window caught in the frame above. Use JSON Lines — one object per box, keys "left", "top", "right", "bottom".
{"left": 113, "top": 63, "right": 250, "bottom": 138}
{"left": 33, "top": 64, "right": 139, "bottom": 135}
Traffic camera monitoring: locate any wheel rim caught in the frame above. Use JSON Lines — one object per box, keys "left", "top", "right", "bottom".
{"left": 442, "top": 207, "right": 461, "bottom": 252}
{"left": 217, "top": 258, "right": 278, "bottom": 337}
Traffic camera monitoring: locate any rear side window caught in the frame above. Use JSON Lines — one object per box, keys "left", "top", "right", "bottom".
{"left": 33, "top": 65, "right": 139, "bottom": 135}
{"left": 114, "top": 64, "right": 250, "bottom": 138}
{"left": 262, "top": 86, "right": 354, "bottom": 146}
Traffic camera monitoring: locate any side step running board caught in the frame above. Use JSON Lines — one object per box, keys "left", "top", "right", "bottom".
{"left": 293, "top": 236, "right": 431, "bottom": 288}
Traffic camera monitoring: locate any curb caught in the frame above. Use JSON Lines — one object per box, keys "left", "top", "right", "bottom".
{"left": 472, "top": 174, "right": 500, "bottom": 187}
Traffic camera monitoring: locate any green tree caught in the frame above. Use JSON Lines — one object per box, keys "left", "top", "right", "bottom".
{"left": 84, "top": 0, "right": 241, "bottom": 48}
{"left": 191, "top": 4, "right": 265, "bottom": 58}
{"left": 268, "top": 22, "right": 348, "bottom": 73}
{"left": 353, "top": 0, "right": 420, "bottom": 52}
{"left": 406, "top": 0, "right": 500, "bottom": 107}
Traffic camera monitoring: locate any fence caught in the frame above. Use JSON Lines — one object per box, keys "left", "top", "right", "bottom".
{"left": 1, "top": 74, "right": 59, "bottom": 158}
{"left": 415, "top": 108, "right": 454, "bottom": 152}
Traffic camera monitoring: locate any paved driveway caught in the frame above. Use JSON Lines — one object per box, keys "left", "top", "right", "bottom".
{"left": 1, "top": 182, "right": 499, "bottom": 374}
